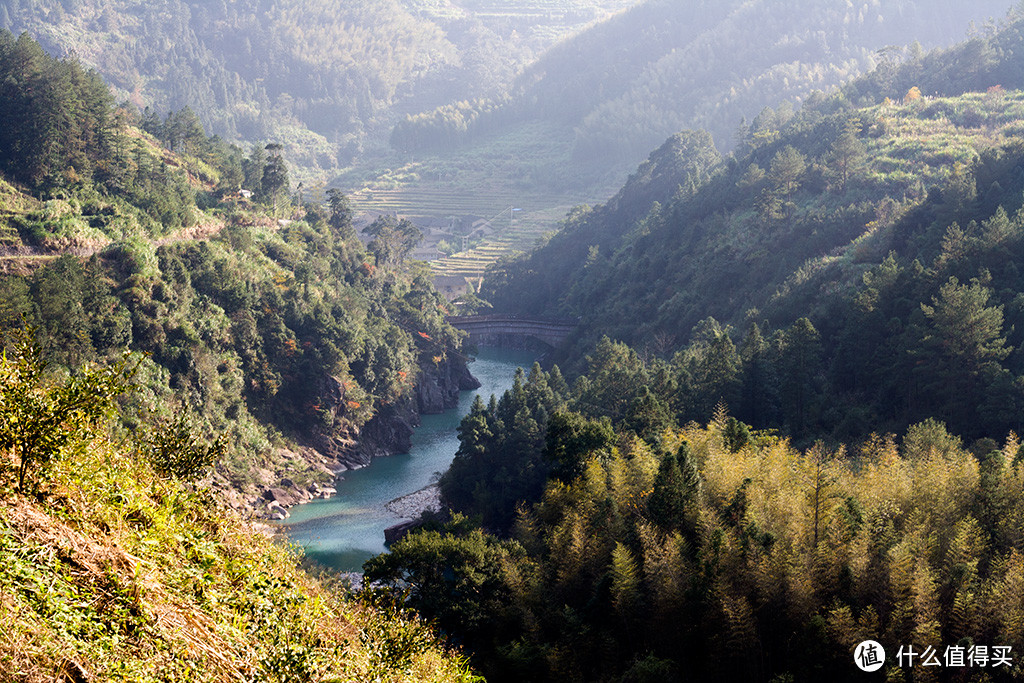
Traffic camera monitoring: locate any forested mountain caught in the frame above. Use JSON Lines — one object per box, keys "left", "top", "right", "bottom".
{"left": 0, "top": 30, "right": 472, "bottom": 511}
{"left": 364, "top": 22, "right": 1024, "bottom": 681}
{"left": 372, "top": 363, "right": 1024, "bottom": 682}
{"left": 0, "top": 30, "right": 487, "bottom": 681}
{"left": 0, "top": 329, "right": 479, "bottom": 680}
{"left": 0, "top": 0, "right": 635, "bottom": 176}
{"left": 12, "top": 3, "right": 1024, "bottom": 681}
{"left": 485, "top": 11, "right": 1024, "bottom": 444}
{"left": 392, "top": 0, "right": 1014, "bottom": 174}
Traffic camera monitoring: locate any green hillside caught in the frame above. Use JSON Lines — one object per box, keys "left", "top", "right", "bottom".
{"left": 352, "top": 21, "right": 1024, "bottom": 683}
{"left": 486, "top": 12, "right": 1024, "bottom": 443}
{"left": 0, "top": 30, "right": 473, "bottom": 513}
{"left": 0, "top": 30, "right": 487, "bottom": 683}
{"left": 391, "top": 0, "right": 1016, "bottom": 165}
{"left": 352, "top": 0, "right": 1015, "bottom": 281}
{"left": 0, "top": 0, "right": 636, "bottom": 183}
{"left": 0, "top": 330, "right": 479, "bottom": 682}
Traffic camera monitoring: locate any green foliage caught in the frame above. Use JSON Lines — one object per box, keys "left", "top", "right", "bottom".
{"left": 489, "top": 64, "right": 1024, "bottom": 442}
{"left": 365, "top": 214, "right": 422, "bottom": 268}
{"left": 326, "top": 187, "right": 355, "bottom": 240}
{"left": 646, "top": 442, "right": 700, "bottom": 533}
{"left": 1, "top": 156, "right": 466, "bottom": 494}
{"left": 0, "top": 376, "right": 480, "bottom": 681}
{"left": 144, "top": 403, "right": 228, "bottom": 481}
{"left": 441, "top": 364, "right": 567, "bottom": 531}
{"left": 385, "top": 405, "right": 1024, "bottom": 681}
{"left": 544, "top": 410, "right": 614, "bottom": 482}
{"left": 0, "top": 30, "right": 113, "bottom": 193}
{"left": 261, "top": 143, "right": 290, "bottom": 213}
{"left": 0, "top": 327, "right": 131, "bottom": 493}
{"left": 722, "top": 417, "right": 751, "bottom": 453}
{"left": 363, "top": 518, "right": 526, "bottom": 649}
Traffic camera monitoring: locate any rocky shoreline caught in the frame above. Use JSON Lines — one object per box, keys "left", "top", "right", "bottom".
{"left": 232, "top": 356, "right": 477, "bottom": 522}
{"left": 385, "top": 484, "right": 442, "bottom": 520}
{"left": 383, "top": 484, "right": 442, "bottom": 545}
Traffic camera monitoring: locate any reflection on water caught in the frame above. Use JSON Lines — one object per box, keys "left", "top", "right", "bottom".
{"left": 277, "top": 347, "right": 536, "bottom": 572}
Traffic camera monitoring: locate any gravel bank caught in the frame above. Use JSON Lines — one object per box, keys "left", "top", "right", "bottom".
{"left": 385, "top": 484, "right": 441, "bottom": 520}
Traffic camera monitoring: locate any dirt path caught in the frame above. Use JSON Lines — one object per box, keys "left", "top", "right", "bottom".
{"left": 0, "top": 217, "right": 226, "bottom": 274}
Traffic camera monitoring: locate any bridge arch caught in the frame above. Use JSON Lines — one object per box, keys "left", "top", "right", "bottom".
{"left": 446, "top": 314, "right": 577, "bottom": 349}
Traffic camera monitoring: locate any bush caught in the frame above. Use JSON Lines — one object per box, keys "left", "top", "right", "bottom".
{"left": 0, "top": 327, "right": 132, "bottom": 494}
{"left": 144, "top": 404, "right": 227, "bottom": 481}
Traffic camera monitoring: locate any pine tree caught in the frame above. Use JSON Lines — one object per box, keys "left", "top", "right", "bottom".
{"left": 326, "top": 188, "right": 354, "bottom": 240}
{"left": 828, "top": 118, "right": 865, "bottom": 194}
{"left": 610, "top": 542, "right": 642, "bottom": 622}
{"left": 768, "top": 145, "right": 806, "bottom": 200}
{"left": 261, "top": 142, "right": 289, "bottom": 214}
{"left": 647, "top": 442, "right": 700, "bottom": 532}
{"left": 916, "top": 277, "right": 1010, "bottom": 428}
{"left": 780, "top": 318, "right": 822, "bottom": 435}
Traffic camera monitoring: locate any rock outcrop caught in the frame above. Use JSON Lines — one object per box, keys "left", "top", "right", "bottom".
{"left": 416, "top": 355, "right": 481, "bottom": 414}
{"left": 242, "top": 356, "right": 478, "bottom": 520}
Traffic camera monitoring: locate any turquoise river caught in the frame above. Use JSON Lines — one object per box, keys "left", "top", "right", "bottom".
{"left": 277, "top": 347, "right": 536, "bottom": 572}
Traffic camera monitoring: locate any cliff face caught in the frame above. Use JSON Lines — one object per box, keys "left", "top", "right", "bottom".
{"left": 354, "top": 355, "right": 480, "bottom": 465}
{"left": 415, "top": 354, "right": 481, "bottom": 415}
{"left": 247, "top": 356, "right": 480, "bottom": 517}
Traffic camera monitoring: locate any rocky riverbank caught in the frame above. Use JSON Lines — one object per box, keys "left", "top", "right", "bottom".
{"left": 383, "top": 484, "right": 442, "bottom": 545}
{"left": 232, "top": 356, "right": 477, "bottom": 521}
{"left": 385, "top": 484, "right": 442, "bottom": 520}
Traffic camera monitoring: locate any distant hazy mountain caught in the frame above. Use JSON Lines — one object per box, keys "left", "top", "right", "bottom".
{"left": 485, "top": 11, "right": 1024, "bottom": 439}
{"left": 397, "top": 0, "right": 1016, "bottom": 170}
{"left": 0, "top": 0, "right": 634, "bottom": 174}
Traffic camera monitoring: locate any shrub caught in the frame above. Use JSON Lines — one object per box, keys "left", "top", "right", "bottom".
{"left": 144, "top": 404, "right": 227, "bottom": 481}
{"left": 0, "top": 327, "right": 132, "bottom": 494}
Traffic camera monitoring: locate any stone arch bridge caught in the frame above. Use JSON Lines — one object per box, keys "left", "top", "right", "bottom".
{"left": 446, "top": 314, "right": 577, "bottom": 349}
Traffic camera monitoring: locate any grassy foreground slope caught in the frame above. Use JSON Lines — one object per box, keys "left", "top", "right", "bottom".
{"left": 0, "top": 335, "right": 479, "bottom": 683}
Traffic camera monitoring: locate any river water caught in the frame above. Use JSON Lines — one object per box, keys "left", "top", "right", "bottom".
{"left": 277, "top": 347, "right": 537, "bottom": 572}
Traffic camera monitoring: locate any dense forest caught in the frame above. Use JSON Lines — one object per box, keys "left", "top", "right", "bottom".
{"left": 0, "top": 325, "right": 481, "bottom": 680}
{"left": 10, "top": 2, "right": 1024, "bottom": 682}
{"left": 0, "top": 0, "right": 634, "bottom": 175}
{"left": 371, "top": 361, "right": 1024, "bottom": 681}
{"left": 0, "top": 30, "right": 472, "bottom": 510}
{"left": 484, "top": 11, "right": 1024, "bottom": 444}
{"left": 362, "top": 11, "right": 1024, "bottom": 683}
{"left": 0, "top": 27, "right": 491, "bottom": 682}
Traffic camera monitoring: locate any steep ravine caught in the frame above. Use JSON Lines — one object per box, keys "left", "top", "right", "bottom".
{"left": 277, "top": 347, "right": 536, "bottom": 571}
{"left": 220, "top": 355, "right": 480, "bottom": 519}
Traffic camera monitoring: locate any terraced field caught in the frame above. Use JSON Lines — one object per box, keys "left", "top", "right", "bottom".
{"left": 349, "top": 184, "right": 591, "bottom": 277}
{"left": 342, "top": 116, "right": 623, "bottom": 280}
{"left": 348, "top": 187, "right": 525, "bottom": 218}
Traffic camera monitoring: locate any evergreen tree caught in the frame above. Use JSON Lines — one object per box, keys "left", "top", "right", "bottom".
{"left": 780, "top": 318, "right": 822, "bottom": 435}
{"left": 739, "top": 322, "right": 778, "bottom": 427}
{"left": 544, "top": 410, "right": 614, "bottom": 482}
{"left": 261, "top": 142, "right": 289, "bottom": 214}
{"left": 828, "top": 118, "right": 866, "bottom": 194}
{"left": 768, "top": 145, "right": 806, "bottom": 200}
{"left": 916, "top": 276, "right": 1011, "bottom": 430}
{"left": 624, "top": 386, "right": 673, "bottom": 444}
{"left": 647, "top": 442, "right": 700, "bottom": 532}
{"left": 241, "top": 143, "right": 265, "bottom": 195}
{"left": 326, "top": 188, "right": 355, "bottom": 240}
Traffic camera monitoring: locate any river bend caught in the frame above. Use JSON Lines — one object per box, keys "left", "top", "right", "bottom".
{"left": 278, "top": 347, "right": 536, "bottom": 571}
